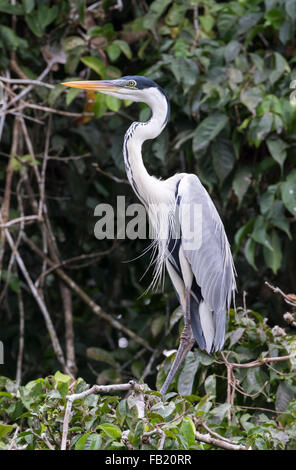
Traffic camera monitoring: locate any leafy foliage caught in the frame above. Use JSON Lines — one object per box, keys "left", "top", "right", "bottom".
{"left": 1, "top": 309, "right": 296, "bottom": 450}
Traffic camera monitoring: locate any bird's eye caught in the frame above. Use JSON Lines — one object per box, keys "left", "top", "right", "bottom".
{"left": 128, "top": 80, "right": 136, "bottom": 87}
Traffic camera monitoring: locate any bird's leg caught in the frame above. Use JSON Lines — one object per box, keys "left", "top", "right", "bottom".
{"left": 160, "top": 288, "right": 195, "bottom": 396}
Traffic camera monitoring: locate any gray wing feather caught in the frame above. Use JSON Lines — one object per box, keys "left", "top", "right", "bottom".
{"left": 176, "top": 174, "right": 236, "bottom": 349}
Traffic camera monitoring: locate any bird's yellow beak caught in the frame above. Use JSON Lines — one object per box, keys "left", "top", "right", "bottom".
{"left": 61, "top": 80, "right": 120, "bottom": 92}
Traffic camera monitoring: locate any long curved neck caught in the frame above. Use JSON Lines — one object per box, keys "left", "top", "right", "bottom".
{"left": 123, "top": 88, "right": 169, "bottom": 204}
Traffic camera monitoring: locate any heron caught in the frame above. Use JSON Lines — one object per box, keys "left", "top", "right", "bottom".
{"left": 62, "top": 76, "right": 236, "bottom": 395}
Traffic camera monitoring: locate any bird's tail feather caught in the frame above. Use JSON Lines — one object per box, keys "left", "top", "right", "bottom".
{"left": 190, "top": 297, "right": 216, "bottom": 354}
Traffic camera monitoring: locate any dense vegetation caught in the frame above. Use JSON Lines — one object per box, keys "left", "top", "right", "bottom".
{"left": 0, "top": 0, "right": 295, "bottom": 450}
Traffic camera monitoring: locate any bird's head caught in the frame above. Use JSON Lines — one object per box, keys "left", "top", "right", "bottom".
{"left": 62, "top": 75, "right": 169, "bottom": 120}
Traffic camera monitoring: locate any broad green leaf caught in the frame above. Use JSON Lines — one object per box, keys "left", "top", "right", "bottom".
{"left": 54, "top": 371, "right": 71, "bottom": 383}
{"left": 232, "top": 167, "right": 252, "bottom": 205}
{"left": 25, "top": 12, "right": 43, "bottom": 36}
{"left": 0, "top": 25, "right": 26, "bottom": 50}
{"left": 48, "top": 84, "right": 65, "bottom": 107}
{"left": 275, "top": 382, "right": 296, "bottom": 412}
{"left": 229, "top": 327, "right": 245, "bottom": 348}
{"left": 0, "top": 1, "right": 25, "bottom": 14}
{"left": 180, "top": 417, "right": 195, "bottom": 446}
{"left": 113, "top": 40, "right": 132, "bottom": 60}
{"left": 84, "top": 434, "right": 102, "bottom": 450}
{"left": 105, "top": 95, "right": 121, "bottom": 112}
{"left": 244, "top": 238, "right": 257, "bottom": 271}
{"left": 259, "top": 185, "right": 277, "bottom": 217}
{"left": 63, "top": 36, "right": 85, "bottom": 52}
{"left": 0, "top": 423, "right": 14, "bottom": 438}
{"left": 264, "top": 8, "right": 285, "bottom": 29}
{"left": 212, "top": 139, "right": 235, "bottom": 185}
{"left": 193, "top": 113, "right": 228, "bottom": 153}
{"left": 263, "top": 230, "right": 282, "bottom": 274}
{"left": 97, "top": 423, "right": 122, "bottom": 440}
{"left": 204, "top": 375, "right": 216, "bottom": 397}
{"left": 81, "top": 56, "right": 106, "bottom": 79}
{"left": 224, "top": 40, "right": 240, "bottom": 63}
{"left": 107, "top": 43, "right": 121, "bottom": 62}
{"left": 22, "top": 0, "right": 34, "bottom": 14}
{"left": 66, "top": 87, "right": 80, "bottom": 106}
{"left": 286, "top": 0, "right": 296, "bottom": 20}
{"left": 240, "top": 87, "right": 263, "bottom": 113}
{"left": 75, "top": 433, "right": 91, "bottom": 450}
{"left": 86, "top": 347, "right": 118, "bottom": 368}
{"left": 177, "top": 352, "right": 199, "bottom": 395}
{"left": 281, "top": 170, "right": 296, "bottom": 216}
{"left": 234, "top": 218, "right": 255, "bottom": 254}
{"left": 267, "top": 137, "right": 288, "bottom": 171}
{"left": 252, "top": 215, "right": 273, "bottom": 250}
{"left": 208, "top": 403, "right": 231, "bottom": 425}
{"left": 165, "top": 3, "right": 186, "bottom": 26}
{"left": 37, "top": 4, "right": 58, "bottom": 30}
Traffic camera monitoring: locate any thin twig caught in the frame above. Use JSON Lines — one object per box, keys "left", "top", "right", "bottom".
{"left": 0, "top": 77, "right": 55, "bottom": 89}
{"left": 5, "top": 229, "right": 69, "bottom": 374}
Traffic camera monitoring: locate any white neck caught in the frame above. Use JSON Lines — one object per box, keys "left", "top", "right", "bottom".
{"left": 123, "top": 87, "right": 169, "bottom": 204}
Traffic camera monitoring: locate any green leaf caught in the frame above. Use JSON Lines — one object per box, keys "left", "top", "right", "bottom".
{"left": 193, "top": 113, "right": 228, "bottom": 153}
{"left": 93, "top": 93, "right": 107, "bottom": 118}
{"left": 0, "top": 25, "right": 25, "bottom": 50}
{"left": 86, "top": 347, "right": 118, "bottom": 368}
{"left": 244, "top": 238, "right": 257, "bottom": 271}
{"left": 240, "top": 87, "right": 263, "bottom": 113}
{"left": 208, "top": 403, "right": 231, "bottom": 425}
{"left": 224, "top": 40, "right": 241, "bottom": 63}
{"left": 22, "top": 0, "right": 34, "bottom": 14}
{"left": 232, "top": 167, "right": 252, "bottom": 205}
{"left": 252, "top": 215, "right": 273, "bottom": 251}
{"left": 37, "top": 4, "right": 58, "bottom": 30}
{"left": 25, "top": 12, "right": 43, "bottom": 36}
{"left": 48, "top": 84, "right": 65, "bottom": 107}
{"left": 107, "top": 43, "right": 121, "bottom": 62}
{"left": 276, "top": 382, "right": 296, "bottom": 412}
{"left": 177, "top": 352, "right": 199, "bottom": 395}
{"left": 180, "top": 417, "right": 195, "bottom": 446}
{"left": 74, "top": 433, "right": 91, "bottom": 450}
{"left": 0, "top": 1, "right": 24, "bottom": 14}
{"left": 97, "top": 423, "right": 122, "bottom": 440}
{"left": 281, "top": 170, "right": 296, "bottom": 216}
{"left": 63, "top": 36, "right": 85, "bottom": 52}
{"left": 105, "top": 95, "right": 121, "bottom": 112}
{"left": 84, "top": 434, "right": 102, "bottom": 450}
{"left": 0, "top": 423, "right": 14, "bottom": 439}
{"left": 81, "top": 56, "right": 106, "bottom": 79}
{"left": 263, "top": 230, "right": 282, "bottom": 274}
{"left": 165, "top": 3, "right": 186, "bottom": 27}
{"left": 229, "top": 327, "right": 245, "bottom": 348}
{"left": 66, "top": 87, "right": 81, "bottom": 106}
{"left": 113, "top": 40, "right": 132, "bottom": 60}
{"left": 211, "top": 139, "right": 235, "bottom": 185}
{"left": 259, "top": 185, "right": 278, "bottom": 217}
{"left": 54, "top": 371, "right": 71, "bottom": 383}
{"left": 204, "top": 374, "right": 216, "bottom": 397}
{"left": 286, "top": 0, "right": 296, "bottom": 20}
{"left": 234, "top": 218, "right": 255, "bottom": 254}
{"left": 264, "top": 8, "right": 285, "bottom": 29}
